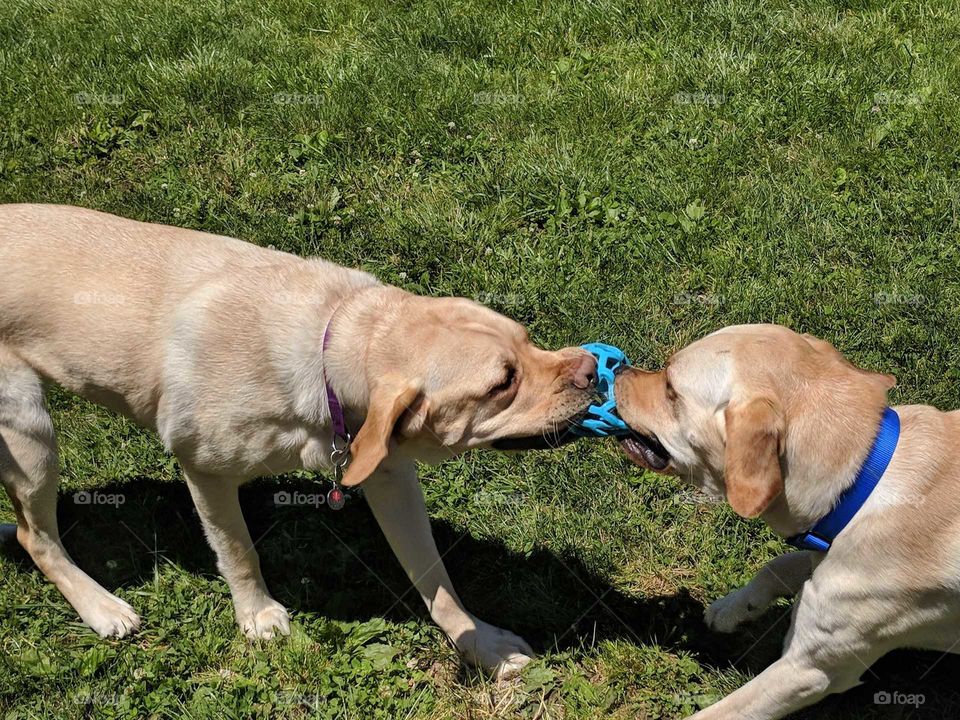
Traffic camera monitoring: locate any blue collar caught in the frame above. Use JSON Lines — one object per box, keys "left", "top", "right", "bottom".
{"left": 787, "top": 407, "right": 900, "bottom": 553}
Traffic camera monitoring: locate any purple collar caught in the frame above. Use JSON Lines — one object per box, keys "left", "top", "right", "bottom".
{"left": 322, "top": 312, "right": 349, "bottom": 442}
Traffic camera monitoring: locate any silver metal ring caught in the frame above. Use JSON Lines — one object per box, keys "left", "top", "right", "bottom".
{"left": 332, "top": 432, "right": 351, "bottom": 452}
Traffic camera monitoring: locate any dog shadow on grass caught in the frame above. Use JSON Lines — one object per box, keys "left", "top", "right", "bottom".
{"left": 4, "top": 476, "right": 960, "bottom": 718}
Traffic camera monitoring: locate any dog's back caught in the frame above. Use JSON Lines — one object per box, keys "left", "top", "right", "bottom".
{"left": 0, "top": 204, "right": 286, "bottom": 420}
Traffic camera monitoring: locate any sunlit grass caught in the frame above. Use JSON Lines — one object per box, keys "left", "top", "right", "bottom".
{"left": 2, "top": 0, "right": 960, "bottom": 717}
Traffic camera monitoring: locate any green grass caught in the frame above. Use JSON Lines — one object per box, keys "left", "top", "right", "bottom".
{"left": 2, "top": 0, "right": 960, "bottom": 717}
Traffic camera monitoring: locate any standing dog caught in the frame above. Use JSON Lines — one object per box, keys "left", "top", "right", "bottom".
{"left": 614, "top": 323, "right": 960, "bottom": 719}
{"left": 0, "top": 204, "right": 597, "bottom": 677}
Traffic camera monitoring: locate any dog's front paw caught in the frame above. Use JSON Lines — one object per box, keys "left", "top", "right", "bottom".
{"left": 78, "top": 587, "right": 141, "bottom": 638}
{"left": 457, "top": 618, "right": 533, "bottom": 679}
{"left": 238, "top": 598, "right": 290, "bottom": 640}
{"left": 704, "top": 587, "right": 764, "bottom": 633}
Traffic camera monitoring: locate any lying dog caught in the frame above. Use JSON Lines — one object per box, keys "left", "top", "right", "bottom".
{"left": 0, "top": 204, "right": 597, "bottom": 677}
{"left": 615, "top": 323, "right": 958, "bottom": 719}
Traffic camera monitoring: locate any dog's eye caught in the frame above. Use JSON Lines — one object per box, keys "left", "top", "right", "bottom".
{"left": 489, "top": 366, "right": 517, "bottom": 395}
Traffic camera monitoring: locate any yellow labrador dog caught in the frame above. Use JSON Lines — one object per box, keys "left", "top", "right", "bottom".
{"left": 0, "top": 204, "right": 597, "bottom": 678}
{"left": 615, "top": 324, "right": 960, "bottom": 719}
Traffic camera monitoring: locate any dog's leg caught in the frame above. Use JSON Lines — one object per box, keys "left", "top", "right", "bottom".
{"left": 0, "top": 355, "right": 140, "bottom": 637}
{"left": 183, "top": 470, "right": 289, "bottom": 639}
{"left": 705, "top": 551, "right": 814, "bottom": 633}
{"left": 690, "top": 579, "right": 882, "bottom": 720}
{"left": 362, "top": 456, "right": 533, "bottom": 678}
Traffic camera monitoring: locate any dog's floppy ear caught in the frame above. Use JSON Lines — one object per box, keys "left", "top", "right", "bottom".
{"left": 723, "top": 397, "right": 785, "bottom": 518}
{"left": 341, "top": 376, "right": 422, "bottom": 487}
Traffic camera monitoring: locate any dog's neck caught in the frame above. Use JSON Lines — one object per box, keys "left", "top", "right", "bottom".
{"left": 266, "top": 261, "right": 397, "bottom": 432}
{"left": 315, "top": 283, "right": 409, "bottom": 432}
{"left": 761, "top": 389, "right": 891, "bottom": 538}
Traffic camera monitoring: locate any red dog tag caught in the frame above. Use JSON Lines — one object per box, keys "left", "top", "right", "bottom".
{"left": 326, "top": 487, "right": 345, "bottom": 510}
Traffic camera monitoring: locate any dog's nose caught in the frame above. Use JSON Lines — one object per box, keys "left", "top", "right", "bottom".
{"left": 570, "top": 353, "right": 597, "bottom": 390}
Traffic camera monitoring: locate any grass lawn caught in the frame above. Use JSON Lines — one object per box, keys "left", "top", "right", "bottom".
{"left": 2, "top": 0, "right": 960, "bottom": 717}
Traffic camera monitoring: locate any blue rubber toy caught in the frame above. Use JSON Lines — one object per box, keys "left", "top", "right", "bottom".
{"left": 571, "top": 342, "right": 631, "bottom": 437}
